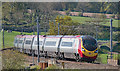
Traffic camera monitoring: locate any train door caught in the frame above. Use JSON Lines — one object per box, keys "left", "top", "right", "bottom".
{"left": 32, "top": 36, "right": 44, "bottom": 55}
{"left": 18, "top": 37, "right": 25, "bottom": 52}
{"left": 24, "top": 37, "right": 33, "bottom": 54}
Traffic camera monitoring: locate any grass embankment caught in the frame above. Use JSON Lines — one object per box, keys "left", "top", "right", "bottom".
{"left": 70, "top": 16, "right": 119, "bottom": 28}
{"left": 97, "top": 54, "right": 108, "bottom": 64}
{"left": 97, "top": 54, "right": 120, "bottom": 64}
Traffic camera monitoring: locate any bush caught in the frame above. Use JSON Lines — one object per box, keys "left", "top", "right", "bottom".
{"left": 98, "top": 45, "right": 110, "bottom": 54}
{"left": 113, "top": 43, "right": 120, "bottom": 53}
{"left": 46, "top": 65, "right": 61, "bottom": 69}
{"left": 78, "top": 12, "right": 83, "bottom": 17}
{"left": 30, "top": 65, "right": 41, "bottom": 69}
{"left": 110, "top": 14, "right": 115, "bottom": 19}
{"left": 99, "top": 14, "right": 107, "bottom": 19}
{"left": 115, "top": 12, "right": 120, "bottom": 20}
{"left": 2, "top": 50, "right": 26, "bottom": 69}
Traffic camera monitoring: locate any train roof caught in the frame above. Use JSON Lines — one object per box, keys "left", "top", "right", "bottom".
{"left": 16, "top": 35, "right": 22, "bottom": 38}
{"left": 45, "top": 35, "right": 81, "bottom": 38}
{"left": 15, "top": 35, "right": 83, "bottom": 38}
{"left": 82, "top": 35, "right": 96, "bottom": 40}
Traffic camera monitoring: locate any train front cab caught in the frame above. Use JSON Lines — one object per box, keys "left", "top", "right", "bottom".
{"left": 78, "top": 36, "right": 98, "bottom": 62}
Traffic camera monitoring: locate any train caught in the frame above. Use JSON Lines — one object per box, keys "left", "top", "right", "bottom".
{"left": 14, "top": 35, "right": 98, "bottom": 62}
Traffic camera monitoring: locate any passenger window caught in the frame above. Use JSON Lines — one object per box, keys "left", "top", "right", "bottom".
{"left": 25, "top": 40, "right": 32, "bottom": 44}
{"left": 34, "top": 41, "right": 42, "bottom": 45}
{"left": 45, "top": 41, "right": 56, "bottom": 46}
{"left": 61, "top": 42, "right": 73, "bottom": 47}
{"left": 19, "top": 40, "right": 23, "bottom": 44}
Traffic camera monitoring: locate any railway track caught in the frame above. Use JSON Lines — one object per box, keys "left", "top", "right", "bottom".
{"left": 0, "top": 47, "right": 102, "bottom": 64}
{"left": 0, "top": 47, "right": 15, "bottom": 51}
{"left": 0, "top": 47, "right": 95, "bottom": 63}
{"left": 25, "top": 52, "right": 98, "bottom": 65}
{"left": 1, "top": 48, "right": 119, "bottom": 69}
{"left": 25, "top": 54, "right": 119, "bottom": 69}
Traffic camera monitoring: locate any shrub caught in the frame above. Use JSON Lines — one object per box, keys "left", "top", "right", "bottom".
{"left": 2, "top": 50, "right": 26, "bottom": 69}
{"left": 110, "top": 14, "right": 115, "bottom": 19}
{"left": 78, "top": 12, "right": 83, "bottom": 17}
{"left": 46, "top": 65, "right": 61, "bottom": 69}
{"left": 113, "top": 43, "right": 120, "bottom": 53}
{"left": 98, "top": 45, "right": 110, "bottom": 54}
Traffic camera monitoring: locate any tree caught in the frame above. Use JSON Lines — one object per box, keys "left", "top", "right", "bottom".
{"left": 48, "top": 16, "right": 79, "bottom": 35}
{"left": 116, "top": 12, "right": 120, "bottom": 20}
{"left": 110, "top": 14, "right": 115, "bottom": 19}
{"left": 85, "top": 13, "right": 108, "bottom": 40}
{"left": 78, "top": 12, "right": 83, "bottom": 17}
{"left": 65, "top": 8, "right": 71, "bottom": 16}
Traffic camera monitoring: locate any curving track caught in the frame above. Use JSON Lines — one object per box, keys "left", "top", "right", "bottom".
{"left": 1, "top": 47, "right": 119, "bottom": 69}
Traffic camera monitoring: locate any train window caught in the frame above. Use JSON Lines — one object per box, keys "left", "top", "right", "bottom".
{"left": 82, "top": 36, "right": 97, "bottom": 51}
{"left": 45, "top": 41, "right": 56, "bottom": 46}
{"left": 34, "top": 41, "right": 42, "bottom": 45}
{"left": 19, "top": 40, "right": 23, "bottom": 44}
{"left": 25, "top": 40, "right": 32, "bottom": 44}
{"left": 61, "top": 42, "right": 73, "bottom": 47}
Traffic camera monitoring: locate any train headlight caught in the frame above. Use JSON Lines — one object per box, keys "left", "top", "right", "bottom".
{"left": 82, "top": 48, "right": 85, "bottom": 52}
{"left": 94, "top": 50, "right": 98, "bottom": 53}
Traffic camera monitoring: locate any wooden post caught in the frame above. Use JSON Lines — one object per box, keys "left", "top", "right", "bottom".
{"left": 38, "top": 61, "right": 48, "bottom": 69}
{"left": 62, "top": 62, "right": 64, "bottom": 69}
{"left": 48, "top": 59, "right": 56, "bottom": 67}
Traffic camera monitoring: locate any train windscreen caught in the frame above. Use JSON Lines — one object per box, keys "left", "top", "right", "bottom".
{"left": 82, "top": 36, "right": 97, "bottom": 51}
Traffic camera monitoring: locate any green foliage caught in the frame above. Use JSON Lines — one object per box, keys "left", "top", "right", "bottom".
{"left": 113, "top": 32, "right": 120, "bottom": 41}
{"left": 98, "top": 30, "right": 110, "bottom": 40}
{"left": 46, "top": 65, "right": 61, "bottom": 69}
{"left": 98, "top": 46, "right": 110, "bottom": 54}
{"left": 49, "top": 16, "right": 79, "bottom": 35}
{"left": 30, "top": 65, "right": 41, "bottom": 69}
{"left": 113, "top": 43, "right": 120, "bottom": 53}
{"left": 65, "top": 9, "right": 71, "bottom": 16}
{"left": 78, "top": 12, "right": 83, "bottom": 17}
{"left": 2, "top": 50, "right": 26, "bottom": 69}
{"left": 99, "top": 14, "right": 107, "bottom": 19}
{"left": 110, "top": 14, "right": 115, "bottom": 19}
{"left": 116, "top": 12, "right": 120, "bottom": 20}
{"left": 96, "top": 54, "right": 108, "bottom": 64}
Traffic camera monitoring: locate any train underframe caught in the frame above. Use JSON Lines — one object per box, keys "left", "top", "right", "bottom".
{"left": 18, "top": 48, "right": 96, "bottom": 62}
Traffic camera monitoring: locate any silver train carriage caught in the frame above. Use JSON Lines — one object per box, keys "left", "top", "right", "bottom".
{"left": 14, "top": 35, "right": 98, "bottom": 62}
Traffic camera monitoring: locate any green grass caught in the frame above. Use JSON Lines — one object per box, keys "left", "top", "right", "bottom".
{"left": 97, "top": 54, "right": 108, "bottom": 64}
{"left": 0, "top": 32, "right": 2, "bottom": 49}
{"left": 97, "top": 54, "right": 120, "bottom": 64}
{"left": 2, "top": 31, "right": 46, "bottom": 48}
{"left": 70, "top": 16, "right": 119, "bottom": 28}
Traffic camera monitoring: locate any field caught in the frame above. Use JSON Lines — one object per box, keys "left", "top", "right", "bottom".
{"left": 70, "top": 16, "right": 119, "bottom": 28}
